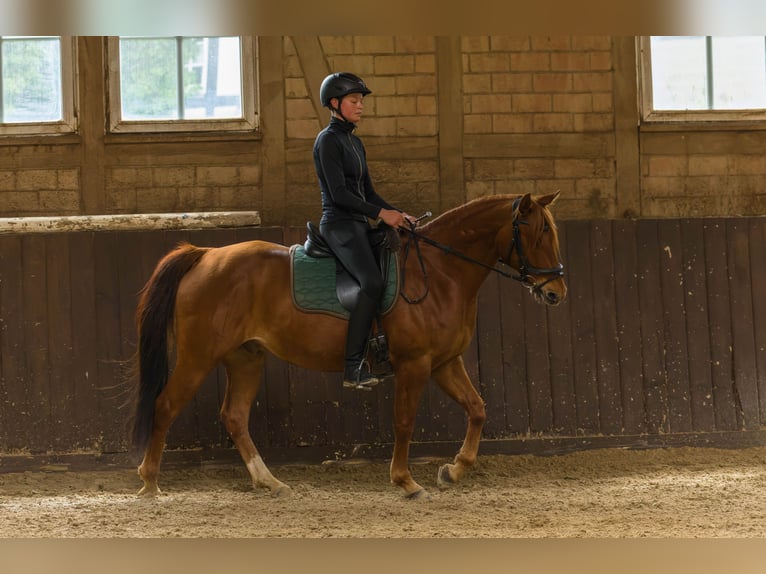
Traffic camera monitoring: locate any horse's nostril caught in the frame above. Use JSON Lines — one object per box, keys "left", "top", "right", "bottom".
{"left": 546, "top": 291, "right": 559, "bottom": 304}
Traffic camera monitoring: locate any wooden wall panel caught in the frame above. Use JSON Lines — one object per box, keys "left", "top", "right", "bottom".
{"left": 67, "top": 233, "right": 100, "bottom": 448}
{"left": 46, "top": 234, "right": 74, "bottom": 450}
{"left": 749, "top": 219, "right": 766, "bottom": 424}
{"left": 703, "top": 220, "right": 740, "bottom": 431}
{"left": 546, "top": 223, "right": 576, "bottom": 436}
{"left": 636, "top": 220, "right": 669, "bottom": 434}
{"left": 1, "top": 217, "right": 765, "bottom": 466}
{"left": 92, "top": 232, "right": 126, "bottom": 452}
{"left": 0, "top": 236, "right": 24, "bottom": 450}
{"left": 566, "top": 220, "right": 600, "bottom": 434}
{"left": 611, "top": 219, "right": 645, "bottom": 435}
{"left": 726, "top": 220, "right": 760, "bottom": 430}
{"left": 499, "top": 271, "right": 529, "bottom": 436}
{"left": 590, "top": 220, "right": 623, "bottom": 435}
{"left": 658, "top": 220, "right": 693, "bottom": 433}
{"left": 476, "top": 274, "right": 509, "bottom": 437}
{"left": 524, "top": 285, "right": 553, "bottom": 433}
{"left": 680, "top": 219, "right": 716, "bottom": 432}
{"left": 21, "top": 236, "right": 51, "bottom": 453}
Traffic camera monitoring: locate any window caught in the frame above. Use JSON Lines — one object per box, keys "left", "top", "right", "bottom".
{"left": 0, "top": 36, "right": 77, "bottom": 135}
{"left": 640, "top": 36, "right": 766, "bottom": 122}
{"left": 107, "top": 36, "right": 257, "bottom": 133}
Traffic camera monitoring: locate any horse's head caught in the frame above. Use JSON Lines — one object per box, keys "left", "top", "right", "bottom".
{"left": 496, "top": 192, "right": 567, "bottom": 306}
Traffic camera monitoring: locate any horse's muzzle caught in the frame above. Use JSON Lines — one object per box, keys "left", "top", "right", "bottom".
{"left": 531, "top": 280, "right": 566, "bottom": 306}
{"left": 544, "top": 290, "right": 561, "bottom": 305}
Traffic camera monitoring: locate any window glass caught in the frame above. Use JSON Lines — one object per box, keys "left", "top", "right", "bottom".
{"left": 648, "top": 36, "right": 766, "bottom": 113}
{"left": 711, "top": 36, "right": 766, "bottom": 109}
{"left": 650, "top": 36, "right": 708, "bottom": 111}
{"left": 119, "top": 36, "right": 243, "bottom": 122}
{"left": 1, "top": 36, "right": 63, "bottom": 123}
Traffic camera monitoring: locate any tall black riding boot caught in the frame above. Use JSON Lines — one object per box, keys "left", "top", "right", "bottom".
{"left": 343, "top": 291, "right": 381, "bottom": 390}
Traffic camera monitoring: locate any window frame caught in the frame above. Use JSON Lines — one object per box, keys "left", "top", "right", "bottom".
{"left": 106, "top": 35, "right": 258, "bottom": 134}
{"left": 0, "top": 36, "right": 78, "bottom": 136}
{"left": 639, "top": 36, "right": 766, "bottom": 124}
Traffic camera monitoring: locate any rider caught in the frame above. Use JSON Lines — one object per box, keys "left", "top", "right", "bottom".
{"left": 313, "top": 72, "right": 413, "bottom": 390}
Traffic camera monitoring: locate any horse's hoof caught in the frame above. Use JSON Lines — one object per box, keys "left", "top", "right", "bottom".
{"left": 137, "top": 485, "right": 161, "bottom": 497}
{"left": 404, "top": 488, "right": 431, "bottom": 501}
{"left": 437, "top": 464, "right": 456, "bottom": 488}
{"left": 270, "top": 485, "right": 293, "bottom": 498}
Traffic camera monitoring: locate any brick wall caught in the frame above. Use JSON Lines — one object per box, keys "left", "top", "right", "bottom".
{"left": 0, "top": 35, "right": 764, "bottom": 224}
{"left": 281, "top": 35, "right": 618, "bottom": 224}
{"left": 0, "top": 168, "right": 81, "bottom": 214}
{"left": 461, "top": 35, "right": 615, "bottom": 217}
{"left": 641, "top": 132, "right": 766, "bottom": 217}
{"left": 104, "top": 165, "right": 262, "bottom": 213}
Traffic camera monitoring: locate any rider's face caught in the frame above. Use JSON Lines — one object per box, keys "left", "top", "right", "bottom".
{"left": 335, "top": 93, "right": 365, "bottom": 123}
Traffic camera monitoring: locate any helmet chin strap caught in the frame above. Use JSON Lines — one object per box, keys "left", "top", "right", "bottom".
{"left": 333, "top": 110, "right": 348, "bottom": 122}
{"left": 331, "top": 97, "right": 348, "bottom": 122}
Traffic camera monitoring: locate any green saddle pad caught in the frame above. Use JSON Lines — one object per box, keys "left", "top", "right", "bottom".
{"left": 290, "top": 245, "right": 399, "bottom": 319}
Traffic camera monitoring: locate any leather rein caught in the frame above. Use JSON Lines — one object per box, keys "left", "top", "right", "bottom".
{"left": 399, "top": 198, "right": 565, "bottom": 304}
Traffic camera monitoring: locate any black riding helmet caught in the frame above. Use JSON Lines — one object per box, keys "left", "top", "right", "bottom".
{"left": 319, "top": 72, "right": 372, "bottom": 119}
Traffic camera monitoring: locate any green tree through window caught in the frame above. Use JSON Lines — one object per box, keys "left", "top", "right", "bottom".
{"left": 119, "top": 36, "right": 242, "bottom": 121}
{"left": 0, "top": 36, "right": 62, "bottom": 123}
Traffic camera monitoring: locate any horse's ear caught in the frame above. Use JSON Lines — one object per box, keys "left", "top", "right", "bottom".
{"left": 536, "top": 190, "right": 561, "bottom": 208}
{"left": 515, "top": 193, "right": 533, "bottom": 217}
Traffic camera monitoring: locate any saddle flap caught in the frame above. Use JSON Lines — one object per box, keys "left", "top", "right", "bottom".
{"left": 290, "top": 244, "right": 399, "bottom": 319}
{"left": 335, "top": 269, "right": 361, "bottom": 311}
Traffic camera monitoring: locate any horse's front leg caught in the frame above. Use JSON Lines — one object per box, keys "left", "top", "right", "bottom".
{"left": 390, "top": 358, "right": 431, "bottom": 499}
{"left": 430, "top": 356, "right": 486, "bottom": 487}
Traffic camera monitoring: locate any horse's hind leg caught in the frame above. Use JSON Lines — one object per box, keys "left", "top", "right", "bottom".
{"left": 431, "top": 356, "right": 486, "bottom": 487}
{"left": 221, "top": 342, "right": 291, "bottom": 497}
{"left": 138, "top": 359, "right": 211, "bottom": 496}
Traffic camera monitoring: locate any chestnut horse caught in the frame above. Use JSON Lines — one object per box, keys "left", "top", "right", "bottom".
{"left": 131, "top": 192, "right": 566, "bottom": 499}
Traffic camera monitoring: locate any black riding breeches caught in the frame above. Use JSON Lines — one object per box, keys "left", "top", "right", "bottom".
{"left": 320, "top": 219, "right": 384, "bottom": 367}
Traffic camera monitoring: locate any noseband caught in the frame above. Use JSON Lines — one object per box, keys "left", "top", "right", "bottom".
{"left": 400, "top": 198, "right": 565, "bottom": 303}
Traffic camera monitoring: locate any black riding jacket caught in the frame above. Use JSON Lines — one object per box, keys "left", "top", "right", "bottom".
{"left": 314, "top": 117, "right": 395, "bottom": 225}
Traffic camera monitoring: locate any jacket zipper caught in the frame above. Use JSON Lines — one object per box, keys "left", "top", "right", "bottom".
{"left": 347, "top": 132, "right": 365, "bottom": 200}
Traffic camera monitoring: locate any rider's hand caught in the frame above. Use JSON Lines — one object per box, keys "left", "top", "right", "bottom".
{"left": 379, "top": 209, "right": 413, "bottom": 230}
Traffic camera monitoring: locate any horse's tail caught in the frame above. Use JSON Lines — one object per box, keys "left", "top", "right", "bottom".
{"left": 130, "top": 242, "right": 208, "bottom": 459}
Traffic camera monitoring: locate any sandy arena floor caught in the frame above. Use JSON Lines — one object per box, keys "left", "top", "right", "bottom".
{"left": 1, "top": 446, "right": 765, "bottom": 538}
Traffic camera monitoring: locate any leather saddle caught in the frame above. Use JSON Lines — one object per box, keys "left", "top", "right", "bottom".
{"left": 298, "top": 222, "right": 399, "bottom": 378}
{"left": 302, "top": 221, "right": 399, "bottom": 313}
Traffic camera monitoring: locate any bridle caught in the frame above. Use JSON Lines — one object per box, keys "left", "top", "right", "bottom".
{"left": 505, "top": 196, "right": 565, "bottom": 292}
{"left": 399, "top": 197, "right": 565, "bottom": 304}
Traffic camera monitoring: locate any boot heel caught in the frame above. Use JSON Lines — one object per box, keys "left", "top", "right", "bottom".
{"left": 342, "top": 361, "right": 380, "bottom": 390}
